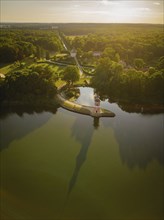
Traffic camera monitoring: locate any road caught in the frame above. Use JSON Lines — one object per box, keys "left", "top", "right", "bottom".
{"left": 58, "top": 31, "right": 84, "bottom": 77}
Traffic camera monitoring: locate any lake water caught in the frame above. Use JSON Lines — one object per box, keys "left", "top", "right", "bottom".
{"left": 0, "top": 87, "right": 164, "bottom": 220}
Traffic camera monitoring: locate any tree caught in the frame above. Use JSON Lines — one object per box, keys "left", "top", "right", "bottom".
{"left": 134, "top": 58, "right": 145, "bottom": 70}
{"left": 36, "top": 46, "right": 41, "bottom": 59}
{"left": 92, "top": 58, "right": 123, "bottom": 91}
{"left": 156, "top": 56, "right": 164, "bottom": 70}
{"left": 102, "top": 47, "right": 116, "bottom": 61}
{"left": 3, "top": 64, "right": 57, "bottom": 99}
{"left": 63, "top": 66, "right": 80, "bottom": 85}
{"left": 148, "top": 67, "right": 156, "bottom": 75}
{"left": 0, "top": 45, "right": 17, "bottom": 62}
{"left": 46, "top": 51, "right": 50, "bottom": 60}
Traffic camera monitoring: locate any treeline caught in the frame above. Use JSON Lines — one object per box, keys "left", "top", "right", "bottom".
{"left": 91, "top": 58, "right": 164, "bottom": 103}
{"left": 0, "top": 29, "right": 63, "bottom": 63}
{"left": 67, "top": 27, "right": 163, "bottom": 67}
{"left": 60, "top": 23, "right": 162, "bottom": 35}
{"left": 65, "top": 24, "right": 164, "bottom": 102}
{"left": 0, "top": 64, "right": 57, "bottom": 104}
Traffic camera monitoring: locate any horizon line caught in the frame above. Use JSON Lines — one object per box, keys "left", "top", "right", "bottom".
{"left": 1, "top": 22, "right": 163, "bottom": 25}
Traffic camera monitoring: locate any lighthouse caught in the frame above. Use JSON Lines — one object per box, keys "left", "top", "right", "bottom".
{"left": 94, "top": 93, "right": 100, "bottom": 113}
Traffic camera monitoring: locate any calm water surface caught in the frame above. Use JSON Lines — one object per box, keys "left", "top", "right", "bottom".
{"left": 0, "top": 87, "right": 164, "bottom": 220}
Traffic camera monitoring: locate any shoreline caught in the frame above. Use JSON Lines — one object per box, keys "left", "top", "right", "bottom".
{"left": 56, "top": 84, "right": 115, "bottom": 117}
{"left": 56, "top": 93, "right": 115, "bottom": 118}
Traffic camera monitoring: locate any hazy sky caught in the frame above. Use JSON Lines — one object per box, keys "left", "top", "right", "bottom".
{"left": 1, "top": 0, "right": 163, "bottom": 24}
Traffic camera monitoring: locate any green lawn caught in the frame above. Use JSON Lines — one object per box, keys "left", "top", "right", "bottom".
{"left": 55, "top": 79, "right": 66, "bottom": 88}
{"left": 0, "top": 57, "right": 35, "bottom": 75}
{"left": 0, "top": 63, "right": 14, "bottom": 74}
{"left": 0, "top": 58, "right": 91, "bottom": 90}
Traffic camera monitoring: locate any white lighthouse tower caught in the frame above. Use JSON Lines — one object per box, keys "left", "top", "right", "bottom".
{"left": 94, "top": 93, "right": 100, "bottom": 113}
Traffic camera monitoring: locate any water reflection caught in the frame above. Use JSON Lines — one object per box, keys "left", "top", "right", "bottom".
{"left": 113, "top": 114, "right": 164, "bottom": 168}
{"left": 100, "top": 104, "right": 164, "bottom": 168}
{"left": 68, "top": 115, "right": 94, "bottom": 195}
{"left": 93, "top": 117, "right": 100, "bottom": 129}
{"left": 0, "top": 105, "right": 58, "bottom": 118}
{"left": 117, "top": 102, "right": 164, "bottom": 114}
{"left": 77, "top": 87, "right": 164, "bottom": 168}
{"left": 0, "top": 104, "right": 59, "bottom": 151}
{"left": 0, "top": 111, "right": 53, "bottom": 151}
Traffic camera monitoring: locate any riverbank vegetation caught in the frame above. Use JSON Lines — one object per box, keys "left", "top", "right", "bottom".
{"left": 91, "top": 57, "right": 164, "bottom": 103}
{"left": 0, "top": 63, "right": 58, "bottom": 109}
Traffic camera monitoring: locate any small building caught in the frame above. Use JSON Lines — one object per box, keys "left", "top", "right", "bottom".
{"left": 70, "top": 48, "right": 77, "bottom": 57}
{"left": 93, "top": 51, "right": 102, "bottom": 57}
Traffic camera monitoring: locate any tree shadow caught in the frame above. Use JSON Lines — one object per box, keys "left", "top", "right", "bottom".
{"left": 114, "top": 115, "right": 164, "bottom": 168}
{"left": 102, "top": 112, "right": 164, "bottom": 169}
{"left": 0, "top": 106, "right": 58, "bottom": 151}
{"left": 67, "top": 115, "right": 99, "bottom": 196}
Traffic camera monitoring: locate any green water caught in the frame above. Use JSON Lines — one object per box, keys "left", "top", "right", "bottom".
{"left": 0, "top": 88, "right": 164, "bottom": 220}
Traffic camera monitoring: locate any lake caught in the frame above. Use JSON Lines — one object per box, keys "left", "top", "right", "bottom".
{"left": 0, "top": 87, "right": 164, "bottom": 220}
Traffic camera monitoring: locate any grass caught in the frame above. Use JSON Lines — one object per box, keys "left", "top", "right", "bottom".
{"left": 59, "top": 98, "right": 91, "bottom": 115}
{"left": 0, "top": 63, "right": 14, "bottom": 74}
{"left": 0, "top": 58, "right": 66, "bottom": 78}
{"left": 55, "top": 80, "right": 66, "bottom": 88}
{"left": 55, "top": 53, "right": 68, "bottom": 58}
{"left": 55, "top": 73, "right": 91, "bottom": 89}
{"left": 0, "top": 57, "right": 35, "bottom": 75}
{"left": 74, "top": 77, "right": 91, "bottom": 86}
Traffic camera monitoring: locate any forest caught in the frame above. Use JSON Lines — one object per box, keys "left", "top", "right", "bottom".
{"left": 0, "top": 29, "right": 63, "bottom": 63}
{"left": 0, "top": 29, "right": 62, "bottom": 107}
{"left": 0, "top": 24, "right": 163, "bottom": 106}
{"left": 65, "top": 24, "right": 164, "bottom": 103}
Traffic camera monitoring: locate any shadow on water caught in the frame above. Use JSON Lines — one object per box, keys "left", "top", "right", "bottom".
{"left": 67, "top": 116, "right": 99, "bottom": 196}
{"left": 0, "top": 106, "right": 58, "bottom": 151}
{"left": 102, "top": 112, "right": 164, "bottom": 169}
{"left": 68, "top": 86, "right": 164, "bottom": 194}
{"left": 93, "top": 117, "right": 100, "bottom": 129}
{"left": 115, "top": 114, "right": 164, "bottom": 168}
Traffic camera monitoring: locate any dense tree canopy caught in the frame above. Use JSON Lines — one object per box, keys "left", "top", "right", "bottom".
{"left": 66, "top": 24, "right": 164, "bottom": 102}
{"left": 0, "top": 24, "right": 163, "bottom": 104}
{"left": 63, "top": 65, "right": 80, "bottom": 85}
{"left": 91, "top": 57, "right": 164, "bottom": 103}
{"left": 67, "top": 25, "right": 163, "bottom": 69}
{"left": 1, "top": 64, "right": 57, "bottom": 101}
{"left": 0, "top": 29, "right": 63, "bottom": 63}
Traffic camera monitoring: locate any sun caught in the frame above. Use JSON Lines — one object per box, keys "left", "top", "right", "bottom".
{"left": 101, "top": 0, "right": 119, "bottom": 6}
{"left": 111, "top": 7, "right": 137, "bottom": 23}
{"left": 101, "top": 0, "right": 109, "bottom": 5}
{"left": 98, "top": 1, "right": 145, "bottom": 23}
